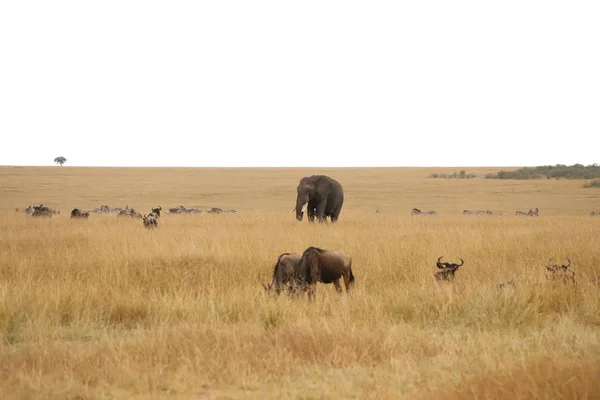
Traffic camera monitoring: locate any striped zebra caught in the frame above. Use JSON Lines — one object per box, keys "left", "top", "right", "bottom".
{"left": 463, "top": 209, "right": 492, "bottom": 216}
{"left": 516, "top": 207, "right": 539, "bottom": 216}
{"left": 412, "top": 208, "right": 437, "bottom": 215}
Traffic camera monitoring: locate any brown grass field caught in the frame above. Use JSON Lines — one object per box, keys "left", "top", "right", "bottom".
{"left": 1, "top": 166, "right": 599, "bottom": 399}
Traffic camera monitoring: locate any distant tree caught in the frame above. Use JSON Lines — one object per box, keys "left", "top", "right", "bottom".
{"left": 54, "top": 156, "right": 67, "bottom": 166}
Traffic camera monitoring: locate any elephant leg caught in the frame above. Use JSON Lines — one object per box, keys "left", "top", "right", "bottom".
{"left": 333, "top": 279, "right": 343, "bottom": 293}
{"left": 331, "top": 203, "right": 343, "bottom": 223}
{"left": 307, "top": 200, "right": 317, "bottom": 222}
{"left": 315, "top": 200, "right": 327, "bottom": 223}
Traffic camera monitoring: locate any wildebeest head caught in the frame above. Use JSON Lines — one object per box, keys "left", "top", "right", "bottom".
{"left": 545, "top": 258, "right": 575, "bottom": 283}
{"left": 435, "top": 256, "right": 464, "bottom": 281}
{"left": 151, "top": 206, "right": 162, "bottom": 217}
{"left": 545, "top": 258, "right": 571, "bottom": 272}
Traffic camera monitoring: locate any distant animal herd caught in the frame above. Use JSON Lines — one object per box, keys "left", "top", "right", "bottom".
{"left": 11, "top": 174, "right": 596, "bottom": 298}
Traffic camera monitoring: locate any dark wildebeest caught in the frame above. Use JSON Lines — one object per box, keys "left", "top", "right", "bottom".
{"left": 463, "top": 209, "right": 493, "bottom": 216}
{"left": 208, "top": 207, "right": 236, "bottom": 214}
{"left": 295, "top": 247, "right": 354, "bottom": 300}
{"left": 70, "top": 208, "right": 90, "bottom": 219}
{"left": 435, "top": 256, "right": 464, "bottom": 281}
{"left": 516, "top": 207, "right": 539, "bottom": 216}
{"left": 411, "top": 208, "right": 437, "bottom": 215}
{"left": 117, "top": 207, "right": 143, "bottom": 219}
{"left": 262, "top": 252, "right": 302, "bottom": 295}
{"left": 545, "top": 258, "right": 575, "bottom": 283}
{"left": 31, "top": 204, "right": 56, "bottom": 217}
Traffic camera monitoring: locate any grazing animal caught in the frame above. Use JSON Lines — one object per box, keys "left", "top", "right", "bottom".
{"left": 117, "top": 207, "right": 143, "bottom": 219}
{"left": 412, "top": 208, "right": 437, "bottom": 215}
{"left": 208, "top": 207, "right": 236, "bottom": 214}
{"left": 31, "top": 204, "right": 58, "bottom": 217}
{"left": 463, "top": 209, "right": 493, "bottom": 216}
{"left": 516, "top": 207, "right": 539, "bottom": 216}
{"left": 143, "top": 214, "right": 158, "bottom": 229}
{"left": 545, "top": 258, "right": 575, "bottom": 283}
{"left": 70, "top": 208, "right": 90, "bottom": 219}
{"left": 262, "top": 253, "right": 302, "bottom": 295}
{"left": 295, "top": 247, "right": 354, "bottom": 300}
{"left": 591, "top": 211, "right": 598, "bottom": 217}
{"left": 435, "top": 256, "right": 464, "bottom": 281}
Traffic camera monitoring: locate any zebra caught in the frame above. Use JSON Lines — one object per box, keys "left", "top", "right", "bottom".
{"left": 516, "top": 207, "right": 539, "bottom": 216}
{"left": 412, "top": 208, "right": 437, "bottom": 215}
{"left": 463, "top": 209, "right": 493, "bottom": 216}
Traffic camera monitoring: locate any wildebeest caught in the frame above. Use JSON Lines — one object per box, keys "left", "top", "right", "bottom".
{"left": 545, "top": 258, "right": 575, "bottom": 283}
{"left": 142, "top": 206, "right": 162, "bottom": 229}
{"left": 31, "top": 204, "right": 59, "bottom": 217}
{"left": 435, "top": 256, "right": 464, "bottom": 281}
{"left": 117, "top": 207, "right": 143, "bottom": 219}
{"left": 143, "top": 214, "right": 158, "bottom": 229}
{"left": 262, "top": 252, "right": 302, "bottom": 295}
{"left": 591, "top": 211, "right": 598, "bottom": 217}
{"left": 295, "top": 247, "right": 354, "bottom": 300}
{"left": 463, "top": 209, "right": 492, "bottom": 216}
{"left": 70, "top": 208, "right": 90, "bottom": 219}
{"left": 411, "top": 208, "right": 437, "bottom": 215}
{"left": 516, "top": 207, "right": 539, "bottom": 216}
{"left": 208, "top": 207, "right": 236, "bottom": 214}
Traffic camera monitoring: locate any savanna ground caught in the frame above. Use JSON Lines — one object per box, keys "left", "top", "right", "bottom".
{"left": 1, "top": 166, "right": 599, "bottom": 399}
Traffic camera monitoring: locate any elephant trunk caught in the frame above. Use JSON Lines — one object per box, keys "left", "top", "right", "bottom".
{"left": 295, "top": 196, "right": 308, "bottom": 221}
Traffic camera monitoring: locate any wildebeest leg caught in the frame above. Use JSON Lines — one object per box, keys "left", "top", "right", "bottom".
{"left": 342, "top": 271, "right": 351, "bottom": 292}
{"left": 333, "top": 279, "right": 343, "bottom": 293}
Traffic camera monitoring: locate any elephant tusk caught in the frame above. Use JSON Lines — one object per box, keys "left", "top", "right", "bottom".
{"left": 301, "top": 203, "right": 308, "bottom": 213}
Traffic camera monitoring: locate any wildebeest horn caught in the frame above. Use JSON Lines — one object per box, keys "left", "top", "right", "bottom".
{"left": 436, "top": 256, "right": 444, "bottom": 269}
{"left": 563, "top": 259, "right": 571, "bottom": 268}
{"left": 547, "top": 258, "right": 554, "bottom": 267}
{"left": 457, "top": 258, "right": 464, "bottom": 267}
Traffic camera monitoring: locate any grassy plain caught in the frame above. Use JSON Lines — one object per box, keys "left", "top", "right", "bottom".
{"left": 0, "top": 166, "right": 599, "bottom": 399}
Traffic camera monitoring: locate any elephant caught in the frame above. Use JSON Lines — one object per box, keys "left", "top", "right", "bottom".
{"left": 293, "top": 175, "right": 344, "bottom": 223}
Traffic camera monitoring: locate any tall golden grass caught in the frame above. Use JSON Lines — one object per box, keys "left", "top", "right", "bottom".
{"left": 1, "top": 166, "right": 599, "bottom": 399}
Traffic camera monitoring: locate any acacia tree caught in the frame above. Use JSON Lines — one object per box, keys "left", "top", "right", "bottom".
{"left": 54, "top": 156, "right": 67, "bottom": 166}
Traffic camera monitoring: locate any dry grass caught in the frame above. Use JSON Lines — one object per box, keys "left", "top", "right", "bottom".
{"left": 1, "top": 166, "right": 599, "bottom": 399}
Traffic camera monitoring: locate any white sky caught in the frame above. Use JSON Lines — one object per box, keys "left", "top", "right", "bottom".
{"left": 0, "top": 1, "right": 598, "bottom": 167}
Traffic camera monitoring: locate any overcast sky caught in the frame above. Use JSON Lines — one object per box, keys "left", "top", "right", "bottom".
{"left": 0, "top": 1, "right": 598, "bottom": 167}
